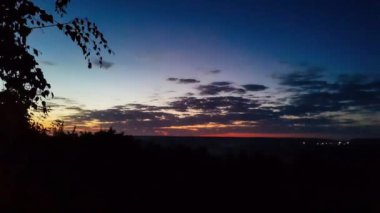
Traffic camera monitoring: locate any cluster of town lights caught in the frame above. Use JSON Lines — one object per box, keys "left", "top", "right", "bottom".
{"left": 301, "top": 141, "right": 351, "bottom": 146}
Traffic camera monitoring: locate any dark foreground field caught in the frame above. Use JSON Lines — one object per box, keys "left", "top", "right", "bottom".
{"left": 0, "top": 133, "right": 379, "bottom": 212}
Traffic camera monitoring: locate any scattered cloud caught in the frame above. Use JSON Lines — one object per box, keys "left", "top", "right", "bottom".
{"left": 274, "top": 65, "right": 329, "bottom": 91}
{"left": 275, "top": 66, "right": 380, "bottom": 116}
{"left": 197, "top": 81, "right": 246, "bottom": 95}
{"left": 178, "top": 78, "right": 200, "bottom": 84}
{"left": 53, "top": 96, "right": 78, "bottom": 105}
{"left": 169, "top": 96, "right": 260, "bottom": 113}
{"left": 167, "top": 78, "right": 200, "bottom": 84}
{"left": 65, "top": 106, "right": 87, "bottom": 112}
{"left": 211, "top": 81, "right": 232, "bottom": 86}
{"left": 242, "top": 84, "right": 268, "bottom": 91}
{"left": 208, "top": 69, "right": 221, "bottom": 74}
{"left": 49, "top": 66, "right": 380, "bottom": 138}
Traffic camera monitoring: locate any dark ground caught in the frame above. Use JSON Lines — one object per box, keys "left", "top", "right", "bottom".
{"left": 0, "top": 132, "right": 379, "bottom": 212}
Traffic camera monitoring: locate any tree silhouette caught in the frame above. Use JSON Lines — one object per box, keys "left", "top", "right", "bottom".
{"left": 0, "top": 0, "right": 112, "bottom": 137}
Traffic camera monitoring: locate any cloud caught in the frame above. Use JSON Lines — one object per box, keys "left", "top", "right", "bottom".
{"left": 274, "top": 66, "right": 380, "bottom": 116}
{"left": 62, "top": 104, "right": 178, "bottom": 135}
{"left": 61, "top": 89, "right": 380, "bottom": 137}
{"left": 211, "top": 81, "right": 232, "bottom": 86}
{"left": 274, "top": 65, "right": 330, "bottom": 91}
{"left": 62, "top": 97, "right": 374, "bottom": 137}
{"left": 242, "top": 84, "right": 268, "bottom": 91}
{"left": 197, "top": 82, "right": 246, "bottom": 95}
{"left": 93, "top": 59, "right": 114, "bottom": 69}
{"left": 53, "top": 96, "right": 78, "bottom": 105}
{"left": 178, "top": 78, "right": 200, "bottom": 84}
{"left": 208, "top": 69, "right": 221, "bottom": 74}
{"left": 167, "top": 78, "right": 200, "bottom": 84}
{"left": 169, "top": 96, "right": 260, "bottom": 113}
{"left": 55, "top": 67, "right": 380, "bottom": 138}
{"left": 167, "top": 77, "right": 178, "bottom": 81}
{"left": 62, "top": 100, "right": 280, "bottom": 136}
{"left": 65, "top": 106, "right": 85, "bottom": 112}
{"left": 40, "top": 60, "right": 56, "bottom": 66}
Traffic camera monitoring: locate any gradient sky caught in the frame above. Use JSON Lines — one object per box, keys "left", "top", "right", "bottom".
{"left": 27, "top": 0, "right": 380, "bottom": 138}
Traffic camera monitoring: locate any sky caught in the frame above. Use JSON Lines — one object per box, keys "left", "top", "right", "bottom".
{"left": 27, "top": 0, "right": 380, "bottom": 138}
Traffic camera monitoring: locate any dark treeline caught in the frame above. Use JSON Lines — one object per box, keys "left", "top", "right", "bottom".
{"left": 0, "top": 130, "right": 380, "bottom": 212}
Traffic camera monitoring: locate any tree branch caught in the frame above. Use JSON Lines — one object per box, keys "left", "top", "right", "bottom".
{"left": 30, "top": 21, "right": 72, "bottom": 30}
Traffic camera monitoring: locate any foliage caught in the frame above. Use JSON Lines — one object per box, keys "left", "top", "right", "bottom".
{"left": 0, "top": 0, "right": 112, "bottom": 133}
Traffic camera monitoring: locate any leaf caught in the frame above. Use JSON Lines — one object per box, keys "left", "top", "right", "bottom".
{"left": 57, "top": 23, "right": 63, "bottom": 30}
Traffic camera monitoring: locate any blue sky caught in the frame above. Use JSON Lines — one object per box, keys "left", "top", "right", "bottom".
{"left": 27, "top": 0, "right": 380, "bottom": 138}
